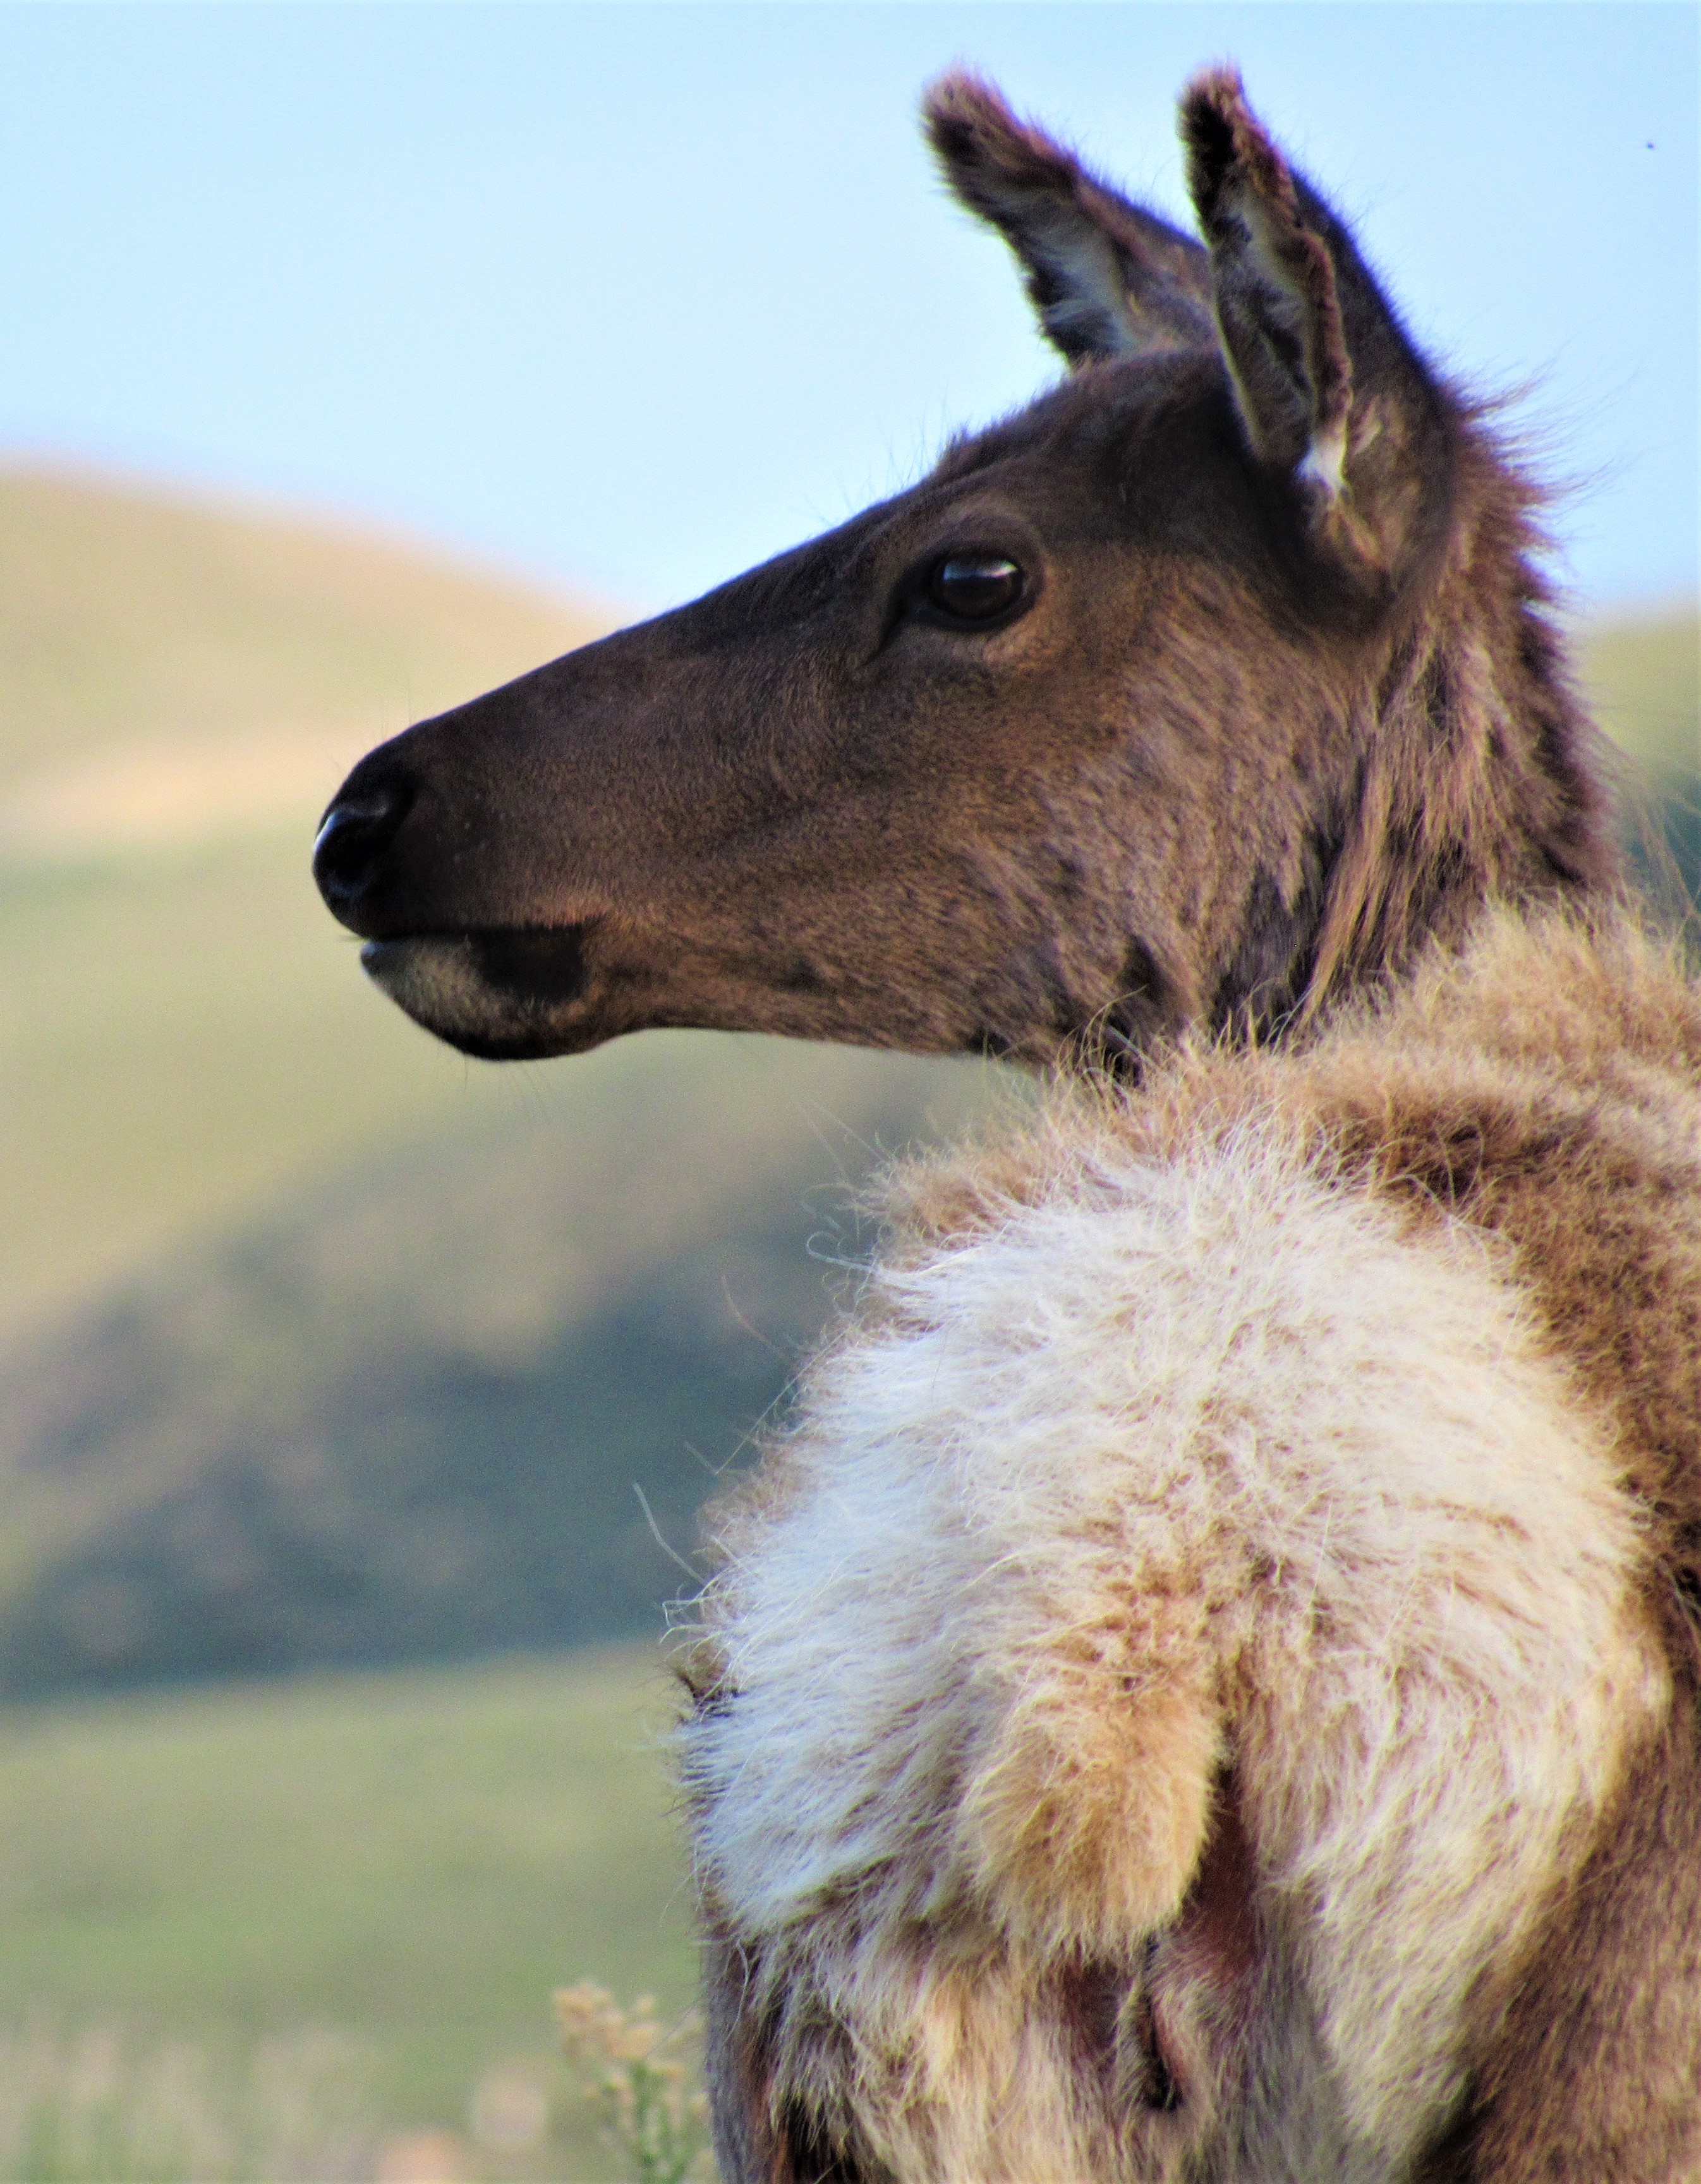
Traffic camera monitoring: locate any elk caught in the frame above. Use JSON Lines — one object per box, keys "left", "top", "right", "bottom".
{"left": 314, "top": 66, "right": 1701, "bottom": 2184}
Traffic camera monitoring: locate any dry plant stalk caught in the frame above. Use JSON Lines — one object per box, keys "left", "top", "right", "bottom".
{"left": 554, "top": 1984, "right": 712, "bottom": 2184}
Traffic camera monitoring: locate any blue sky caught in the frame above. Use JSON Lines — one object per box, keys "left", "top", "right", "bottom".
{"left": 3, "top": 3, "right": 1695, "bottom": 614}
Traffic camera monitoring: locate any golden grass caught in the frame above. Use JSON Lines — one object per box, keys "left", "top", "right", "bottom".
{"left": 0, "top": 2025, "right": 376, "bottom": 2183}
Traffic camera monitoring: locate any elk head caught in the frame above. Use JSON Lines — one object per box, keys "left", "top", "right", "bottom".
{"left": 315, "top": 70, "right": 1610, "bottom": 1071}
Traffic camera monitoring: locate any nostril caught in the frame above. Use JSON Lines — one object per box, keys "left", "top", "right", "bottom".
{"left": 312, "top": 779, "right": 411, "bottom": 926}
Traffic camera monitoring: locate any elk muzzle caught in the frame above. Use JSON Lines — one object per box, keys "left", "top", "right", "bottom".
{"left": 312, "top": 679, "right": 629, "bottom": 1060}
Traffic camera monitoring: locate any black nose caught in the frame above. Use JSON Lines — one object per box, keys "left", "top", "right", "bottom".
{"left": 313, "top": 774, "right": 411, "bottom": 931}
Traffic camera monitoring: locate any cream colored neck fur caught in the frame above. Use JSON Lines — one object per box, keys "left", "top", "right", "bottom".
{"left": 681, "top": 911, "right": 1698, "bottom": 2181}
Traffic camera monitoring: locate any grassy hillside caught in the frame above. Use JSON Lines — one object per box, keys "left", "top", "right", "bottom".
{"left": 1578, "top": 607, "right": 1698, "bottom": 907}
{"left": 0, "top": 1031, "right": 998, "bottom": 1692}
{"left": 1578, "top": 607, "right": 1698, "bottom": 786}
{"left": 0, "top": 1646, "right": 693, "bottom": 2175}
{"left": 1, "top": 839, "right": 505, "bottom": 1333}
{"left": 0, "top": 464, "right": 607, "bottom": 787}
{"left": 0, "top": 465, "right": 605, "bottom": 1335}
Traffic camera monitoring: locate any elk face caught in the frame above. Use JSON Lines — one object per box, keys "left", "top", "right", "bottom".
{"left": 317, "top": 364, "right": 1353, "bottom": 1069}
{"left": 316, "top": 72, "right": 1564, "bottom": 1071}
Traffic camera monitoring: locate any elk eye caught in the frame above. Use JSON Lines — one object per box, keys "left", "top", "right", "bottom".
{"left": 926, "top": 554, "right": 1024, "bottom": 622}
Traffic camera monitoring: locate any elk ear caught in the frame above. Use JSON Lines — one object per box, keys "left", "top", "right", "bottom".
{"left": 925, "top": 72, "right": 1214, "bottom": 365}
{"left": 1181, "top": 70, "right": 1450, "bottom": 590}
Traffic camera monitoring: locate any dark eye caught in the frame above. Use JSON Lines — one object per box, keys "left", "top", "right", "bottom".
{"left": 926, "top": 554, "right": 1024, "bottom": 623}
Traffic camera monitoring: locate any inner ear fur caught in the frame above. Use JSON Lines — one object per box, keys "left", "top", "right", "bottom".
{"left": 924, "top": 71, "right": 1214, "bottom": 365}
{"left": 1181, "top": 68, "right": 1455, "bottom": 595}
{"left": 928, "top": 67, "right": 1455, "bottom": 600}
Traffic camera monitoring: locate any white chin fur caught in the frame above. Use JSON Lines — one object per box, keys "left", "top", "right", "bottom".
{"left": 360, "top": 936, "right": 504, "bottom": 1041}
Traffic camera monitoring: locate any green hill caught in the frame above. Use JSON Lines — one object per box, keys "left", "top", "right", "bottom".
{"left": 0, "top": 465, "right": 605, "bottom": 1336}
{"left": 1578, "top": 607, "right": 1699, "bottom": 907}
{"left": 1578, "top": 607, "right": 1698, "bottom": 786}
{"left": 0, "top": 463, "right": 608, "bottom": 786}
{"left": 0, "top": 1032, "right": 998, "bottom": 1691}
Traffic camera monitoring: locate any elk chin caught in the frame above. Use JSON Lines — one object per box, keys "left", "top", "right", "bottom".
{"left": 360, "top": 927, "right": 601, "bottom": 1060}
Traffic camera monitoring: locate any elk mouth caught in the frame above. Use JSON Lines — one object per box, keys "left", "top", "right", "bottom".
{"left": 361, "top": 925, "right": 602, "bottom": 1060}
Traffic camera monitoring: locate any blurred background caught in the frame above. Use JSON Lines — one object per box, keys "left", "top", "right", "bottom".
{"left": 0, "top": 4, "right": 1695, "bottom": 2176}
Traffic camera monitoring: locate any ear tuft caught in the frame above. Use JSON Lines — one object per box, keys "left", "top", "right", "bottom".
{"left": 1180, "top": 68, "right": 1352, "bottom": 499}
{"left": 924, "top": 71, "right": 1213, "bottom": 367}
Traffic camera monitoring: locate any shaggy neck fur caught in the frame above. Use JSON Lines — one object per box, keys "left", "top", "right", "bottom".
{"left": 1281, "top": 424, "right": 1616, "bottom": 1033}
{"left": 682, "top": 909, "right": 1701, "bottom": 2183}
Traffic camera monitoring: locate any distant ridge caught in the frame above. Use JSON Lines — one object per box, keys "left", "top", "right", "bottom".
{"left": 0, "top": 461, "right": 611, "bottom": 829}
{"left": 0, "top": 465, "right": 616, "bottom": 1333}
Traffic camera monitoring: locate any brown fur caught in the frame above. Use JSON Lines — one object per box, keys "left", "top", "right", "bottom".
{"left": 923, "top": 73, "right": 1214, "bottom": 363}
{"left": 689, "top": 910, "right": 1700, "bottom": 2180}
{"left": 973, "top": 910, "right": 1701, "bottom": 2181}
{"left": 1253, "top": 916, "right": 1701, "bottom": 2180}
{"left": 312, "top": 63, "right": 1695, "bottom": 2182}
{"left": 892, "top": 911, "right": 1701, "bottom": 1553}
